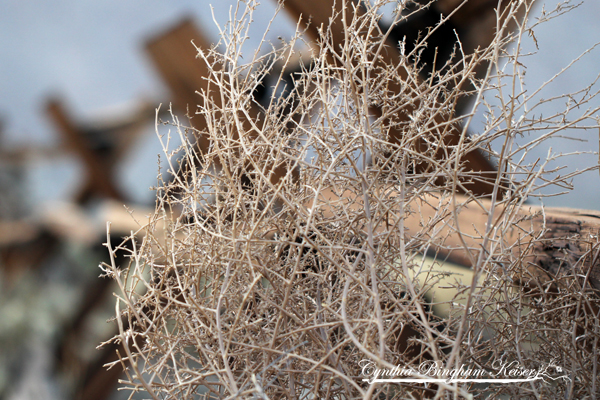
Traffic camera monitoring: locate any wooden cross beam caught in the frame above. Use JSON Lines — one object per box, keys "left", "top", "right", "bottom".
{"left": 1, "top": 99, "right": 141, "bottom": 279}
{"left": 142, "top": 2, "right": 532, "bottom": 198}
{"left": 145, "top": 19, "right": 289, "bottom": 186}
{"left": 145, "top": 19, "right": 218, "bottom": 156}
{"left": 278, "top": 0, "right": 533, "bottom": 196}
{"left": 46, "top": 98, "right": 125, "bottom": 202}
{"left": 300, "top": 188, "right": 600, "bottom": 290}
{"left": 44, "top": 98, "right": 161, "bottom": 400}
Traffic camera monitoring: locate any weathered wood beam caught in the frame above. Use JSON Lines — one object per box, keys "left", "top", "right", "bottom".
{"left": 146, "top": 19, "right": 289, "bottom": 185}
{"left": 302, "top": 187, "right": 600, "bottom": 289}
{"left": 146, "top": 20, "right": 262, "bottom": 149}
{"left": 145, "top": 19, "right": 218, "bottom": 155}
{"left": 278, "top": 0, "right": 530, "bottom": 196}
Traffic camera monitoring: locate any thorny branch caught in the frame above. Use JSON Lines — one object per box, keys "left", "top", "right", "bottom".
{"left": 102, "top": 1, "right": 600, "bottom": 398}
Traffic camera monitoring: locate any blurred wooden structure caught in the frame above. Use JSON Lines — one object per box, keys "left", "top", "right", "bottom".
{"left": 146, "top": 20, "right": 288, "bottom": 186}
{"left": 145, "top": 19, "right": 217, "bottom": 156}
{"left": 280, "top": 0, "right": 514, "bottom": 196}
{"left": 306, "top": 188, "right": 600, "bottom": 289}
{"left": 0, "top": 97, "right": 159, "bottom": 398}
{"left": 45, "top": 100, "right": 160, "bottom": 400}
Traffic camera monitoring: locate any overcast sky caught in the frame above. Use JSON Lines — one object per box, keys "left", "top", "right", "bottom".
{"left": 0, "top": 0, "right": 599, "bottom": 210}
{"left": 0, "top": 0, "right": 295, "bottom": 147}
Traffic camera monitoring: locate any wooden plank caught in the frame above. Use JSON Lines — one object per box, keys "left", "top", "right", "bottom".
{"left": 300, "top": 187, "right": 600, "bottom": 289}
{"left": 146, "top": 19, "right": 290, "bottom": 185}
{"left": 0, "top": 220, "right": 38, "bottom": 246}
{"left": 145, "top": 19, "right": 218, "bottom": 155}
{"left": 279, "top": 0, "right": 523, "bottom": 196}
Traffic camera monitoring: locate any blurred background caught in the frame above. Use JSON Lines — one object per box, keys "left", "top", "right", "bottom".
{"left": 0, "top": 0, "right": 598, "bottom": 399}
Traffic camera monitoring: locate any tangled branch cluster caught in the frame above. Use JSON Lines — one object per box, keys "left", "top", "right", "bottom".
{"left": 102, "top": 1, "right": 600, "bottom": 398}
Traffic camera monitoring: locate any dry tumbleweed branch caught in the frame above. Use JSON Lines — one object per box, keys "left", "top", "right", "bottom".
{"left": 102, "top": 0, "right": 600, "bottom": 398}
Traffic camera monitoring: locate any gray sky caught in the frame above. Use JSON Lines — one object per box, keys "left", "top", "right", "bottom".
{"left": 0, "top": 0, "right": 599, "bottom": 209}
{"left": 480, "top": 0, "right": 600, "bottom": 210}
{"left": 0, "top": 0, "right": 294, "bottom": 147}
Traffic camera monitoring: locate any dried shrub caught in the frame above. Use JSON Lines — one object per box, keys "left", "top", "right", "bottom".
{"left": 102, "top": 0, "right": 600, "bottom": 398}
